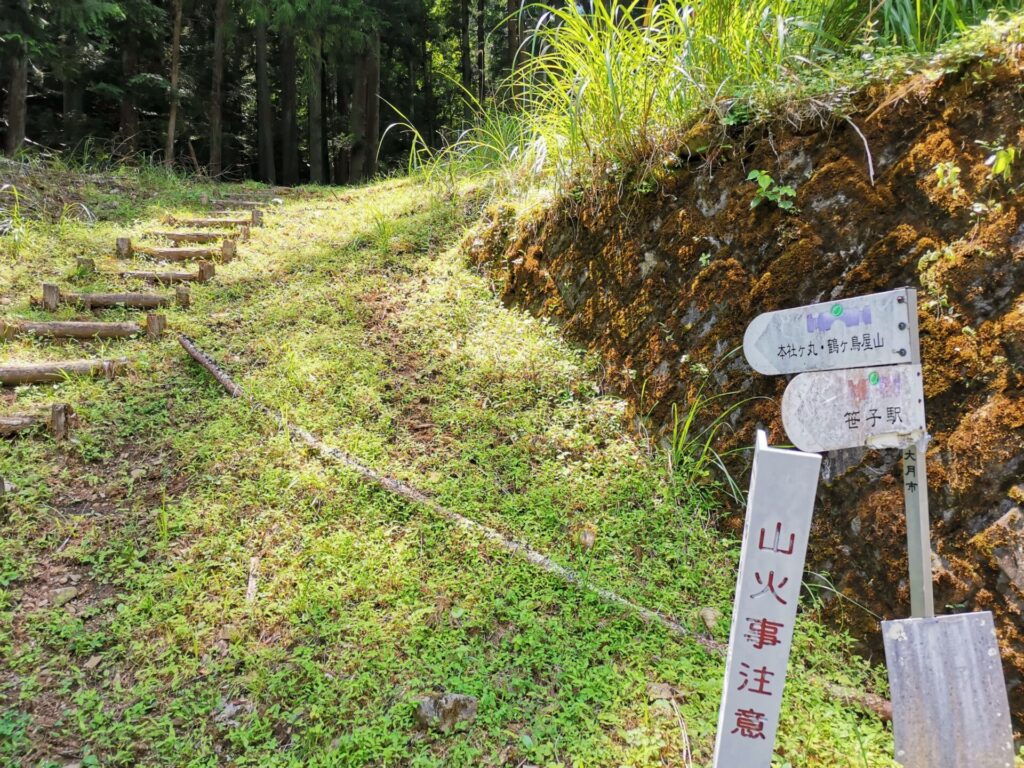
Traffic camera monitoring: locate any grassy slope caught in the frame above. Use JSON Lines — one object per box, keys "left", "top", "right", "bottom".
{"left": 1, "top": 172, "right": 895, "bottom": 767}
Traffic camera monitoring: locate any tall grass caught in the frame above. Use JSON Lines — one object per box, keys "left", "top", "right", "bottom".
{"left": 514, "top": 0, "right": 861, "bottom": 179}
{"left": 877, "top": 0, "right": 1015, "bottom": 50}
{"left": 401, "top": 0, "right": 1020, "bottom": 187}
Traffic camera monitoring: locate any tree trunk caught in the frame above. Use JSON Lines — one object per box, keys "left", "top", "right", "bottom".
{"left": 119, "top": 39, "right": 140, "bottom": 152}
{"left": 209, "top": 0, "right": 229, "bottom": 176}
{"left": 423, "top": 39, "right": 435, "bottom": 148}
{"left": 364, "top": 30, "right": 380, "bottom": 179}
{"left": 507, "top": 0, "right": 522, "bottom": 99}
{"left": 3, "top": 43, "right": 27, "bottom": 156}
{"left": 476, "top": 0, "right": 486, "bottom": 102}
{"left": 347, "top": 45, "right": 368, "bottom": 185}
{"left": 254, "top": 17, "right": 276, "bottom": 183}
{"left": 308, "top": 31, "right": 324, "bottom": 184}
{"left": 321, "top": 57, "right": 329, "bottom": 180}
{"left": 165, "top": 0, "right": 184, "bottom": 168}
{"left": 61, "top": 48, "right": 85, "bottom": 147}
{"left": 460, "top": 0, "right": 471, "bottom": 113}
{"left": 279, "top": 30, "right": 298, "bottom": 185}
{"left": 406, "top": 55, "right": 415, "bottom": 125}
{"left": 333, "top": 68, "right": 349, "bottom": 184}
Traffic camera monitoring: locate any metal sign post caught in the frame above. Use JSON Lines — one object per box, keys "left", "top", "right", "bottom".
{"left": 745, "top": 289, "right": 933, "bottom": 618}
{"left": 901, "top": 440, "right": 935, "bottom": 619}
{"left": 740, "top": 287, "right": 1014, "bottom": 767}
{"left": 713, "top": 431, "right": 821, "bottom": 768}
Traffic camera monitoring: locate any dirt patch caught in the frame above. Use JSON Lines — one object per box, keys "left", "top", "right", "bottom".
{"left": 1, "top": 434, "right": 189, "bottom": 762}
{"left": 472, "top": 53, "right": 1024, "bottom": 718}
{"left": 359, "top": 287, "right": 440, "bottom": 451}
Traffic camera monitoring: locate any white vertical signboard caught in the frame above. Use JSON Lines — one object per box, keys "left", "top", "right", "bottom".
{"left": 713, "top": 431, "right": 822, "bottom": 768}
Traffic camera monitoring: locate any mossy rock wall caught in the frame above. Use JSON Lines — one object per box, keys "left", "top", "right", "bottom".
{"left": 472, "top": 54, "right": 1024, "bottom": 714}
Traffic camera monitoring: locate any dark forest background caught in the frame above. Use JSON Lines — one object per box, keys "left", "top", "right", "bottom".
{"left": 1, "top": 0, "right": 524, "bottom": 184}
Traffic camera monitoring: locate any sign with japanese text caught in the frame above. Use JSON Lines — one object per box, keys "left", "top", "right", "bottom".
{"left": 781, "top": 364, "right": 926, "bottom": 453}
{"left": 713, "top": 431, "right": 821, "bottom": 768}
{"left": 743, "top": 288, "right": 919, "bottom": 376}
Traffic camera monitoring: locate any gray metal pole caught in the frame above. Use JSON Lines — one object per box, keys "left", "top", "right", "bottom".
{"left": 902, "top": 438, "right": 935, "bottom": 618}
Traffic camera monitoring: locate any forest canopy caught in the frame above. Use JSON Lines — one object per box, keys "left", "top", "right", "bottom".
{"left": 2, "top": 0, "right": 1022, "bottom": 186}
{"left": 0, "top": 0, "right": 519, "bottom": 183}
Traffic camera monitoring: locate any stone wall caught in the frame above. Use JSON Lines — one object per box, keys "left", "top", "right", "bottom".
{"left": 470, "top": 53, "right": 1024, "bottom": 719}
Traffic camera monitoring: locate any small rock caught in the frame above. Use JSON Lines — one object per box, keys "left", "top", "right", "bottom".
{"left": 646, "top": 682, "right": 678, "bottom": 701}
{"left": 414, "top": 692, "right": 478, "bottom": 732}
{"left": 52, "top": 587, "right": 79, "bottom": 607}
{"left": 699, "top": 606, "right": 721, "bottom": 630}
{"left": 83, "top": 654, "right": 102, "bottom": 670}
{"left": 213, "top": 698, "right": 252, "bottom": 725}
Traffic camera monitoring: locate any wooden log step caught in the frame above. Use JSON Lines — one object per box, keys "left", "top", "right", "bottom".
{"left": 0, "top": 359, "right": 127, "bottom": 386}
{"left": 41, "top": 283, "right": 188, "bottom": 311}
{"left": 149, "top": 229, "right": 247, "bottom": 244}
{"left": 117, "top": 238, "right": 236, "bottom": 263}
{"left": 202, "top": 190, "right": 275, "bottom": 202}
{"left": 0, "top": 314, "right": 165, "bottom": 340}
{"left": 0, "top": 403, "right": 73, "bottom": 439}
{"left": 120, "top": 261, "right": 215, "bottom": 285}
{"left": 164, "top": 209, "right": 263, "bottom": 227}
{"left": 208, "top": 200, "right": 265, "bottom": 210}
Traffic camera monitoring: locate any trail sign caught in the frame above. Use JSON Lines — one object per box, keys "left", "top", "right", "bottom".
{"left": 742, "top": 286, "right": 1015, "bottom": 767}
{"left": 743, "top": 288, "right": 919, "bottom": 376}
{"left": 883, "top": 612, "right": 1015, "bottom": 768}
{"left": 713, "top": 431, "right": 821, "bottom": 768}
{"left": 781, "top": 364, "right": 925, "bottom": 453}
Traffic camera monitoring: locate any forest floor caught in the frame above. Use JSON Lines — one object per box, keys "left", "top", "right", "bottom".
{"left": 1, "top": 172, "right": 898, "bottom": 767}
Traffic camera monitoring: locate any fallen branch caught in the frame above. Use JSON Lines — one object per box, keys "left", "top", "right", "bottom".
{"left": 0, "top": 358, "right": 126, "bottom": 386}
{"left": 179, "top": 334, "right": 896, "bottom": 720}
{"left": 178, "top": 334, "right": 717, "bottom": 651}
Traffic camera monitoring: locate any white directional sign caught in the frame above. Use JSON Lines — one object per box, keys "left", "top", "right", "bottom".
{"left": 743, "top": 288, "right": 919, "bottom": 375}
{"left": 713, "top": 431, "right": 821, "bottom": 768}
{"left": 781, "top": 363, "right": 925, "bottom": 453}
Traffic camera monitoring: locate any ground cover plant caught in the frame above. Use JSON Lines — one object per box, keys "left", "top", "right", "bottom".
{"left": 0, "top": 171, "right": 902, "bottom": 766}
